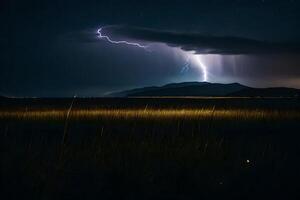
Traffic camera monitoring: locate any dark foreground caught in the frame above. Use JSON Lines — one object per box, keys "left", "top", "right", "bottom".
{"left": 1, "top": 97, "right": 300, "bottom": 200}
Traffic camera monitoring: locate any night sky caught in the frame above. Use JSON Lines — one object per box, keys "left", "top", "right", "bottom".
{"left": 1, "top": 0, "right": 300, "bottom": 97}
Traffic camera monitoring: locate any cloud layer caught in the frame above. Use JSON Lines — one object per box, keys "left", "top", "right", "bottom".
{"left": 100, "top": 25, "right": 300, "bottom": 55}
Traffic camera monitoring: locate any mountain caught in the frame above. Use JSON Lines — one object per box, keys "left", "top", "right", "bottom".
{"left": 109, "top": 82, "right": 300, "bottom": 97}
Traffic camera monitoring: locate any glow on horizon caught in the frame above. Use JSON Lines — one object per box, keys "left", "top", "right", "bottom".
{"left": 97, "top": 28, "right": 149, "bottom": 49}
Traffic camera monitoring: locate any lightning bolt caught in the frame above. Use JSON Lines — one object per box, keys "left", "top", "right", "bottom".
{"left": 97, "top": 27, "right": 208, "bottom": 81}
{"left": 197, "top": 57, "right": 208, "bottom": 82}
{"left": 97, "top": 28, "right": 148, "bottom": 49}
{"left": 189, "top": 54, "right": 208, "bottom": 82}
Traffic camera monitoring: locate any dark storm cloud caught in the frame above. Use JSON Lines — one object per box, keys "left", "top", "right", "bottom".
{"left": 100, "top": 25, "right": 300, "bottom": 55}
{"left": 2, "top": 0, "right": 300, "bottom": 97}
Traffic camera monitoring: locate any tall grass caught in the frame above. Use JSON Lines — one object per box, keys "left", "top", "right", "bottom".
{"left": 1, "top": 98, "right": 300, "bottom": 199}
{"left": 1, "top": 108, "right": 299, "bottom": 121}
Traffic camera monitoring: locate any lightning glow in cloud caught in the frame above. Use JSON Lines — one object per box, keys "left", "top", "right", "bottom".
{"left": 97, "top": 28, "right": 148, "bottom": 49}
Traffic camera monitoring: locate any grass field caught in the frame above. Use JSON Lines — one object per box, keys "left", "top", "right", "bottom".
{"left": 1, "top": 97, "right": 300, "bottom": 199}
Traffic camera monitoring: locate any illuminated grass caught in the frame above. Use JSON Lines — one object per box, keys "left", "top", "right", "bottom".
{"left": 0, "top": 108, "right": 299, "bottom": 121}
{"left": 2, "top": 98, "right": 300, "bottom": 199}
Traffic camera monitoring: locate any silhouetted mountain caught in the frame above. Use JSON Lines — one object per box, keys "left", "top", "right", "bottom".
{"left": 109, "top": 82, "right": 300, "bottom": 97}
{"left": 111, "top": 82, "right": 212, "bottom": 97}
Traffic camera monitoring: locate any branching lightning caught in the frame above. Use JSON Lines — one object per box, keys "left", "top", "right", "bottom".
{"left": 97, "top": 28, "right": 148, "bottom": 49}
{"left": 97, "top": 27, "right": 208, "bottom": 81}
{"left": 185, "top": 53, "right": 208, "bottom": 82}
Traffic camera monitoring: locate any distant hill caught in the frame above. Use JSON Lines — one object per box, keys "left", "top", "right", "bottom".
{"left": 109, "top": 82, "right": 300, "bottom": 97}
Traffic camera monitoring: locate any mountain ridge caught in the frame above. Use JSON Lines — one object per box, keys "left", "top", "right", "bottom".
{"left": 109, "top": 82, "right": 300, "bottom": 97}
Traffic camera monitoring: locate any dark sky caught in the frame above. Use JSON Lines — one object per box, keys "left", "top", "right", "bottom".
{"left": 1, "top": 0, "right": 300, "bottom": 97}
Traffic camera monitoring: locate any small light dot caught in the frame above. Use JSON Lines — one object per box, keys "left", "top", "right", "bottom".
{"left": 246, "top": 159, "right": 250, "bottom": 163}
